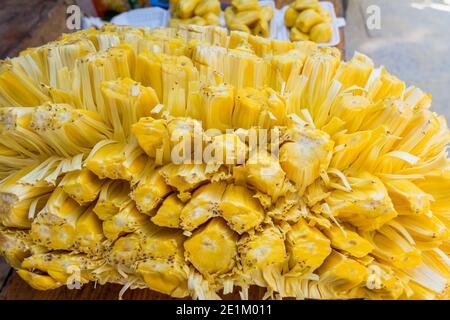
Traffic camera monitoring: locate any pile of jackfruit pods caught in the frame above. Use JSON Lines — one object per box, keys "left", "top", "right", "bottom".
{"left": 285, "top": 0, "right": 332, "bottom": 43}
{"left": 225, "top": 0, "right": 274, "bottom": 37}
{"left": 169, "top": 0, "right": 222, "bottom": 27}
{"left": 0, "top": 23, "right": 449, "bottom": 300}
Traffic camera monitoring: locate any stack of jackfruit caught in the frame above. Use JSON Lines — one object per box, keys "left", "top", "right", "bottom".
{"left": 225, "top": 0, "right": 274, "bottom": 37}
{"left": 285, "top": 0, "right": 332, "bottom": 43}
{"left": 0, "top": 23, "right": 449, "bottom": 300}
{"left": 169, "top": 0, "right": 222, "bottom": 27}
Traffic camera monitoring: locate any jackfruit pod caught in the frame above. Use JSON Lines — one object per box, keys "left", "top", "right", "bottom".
{"left": 260, "top": 6, "right": 274, "bottom": 21}
{"left": 206, "top": 133, "right": 248, "bottom": 168}
{"left": 136, "top": 255, "right": 189, "bottom": 298}
{"left": 73, "top": 45, "right": 135, "bottom": 115}
{"left": 0, "top": 108, "right": 53, "bottom": 159}
{"left": 290, "top": 27, "right": 309, "bottom": 42}
{"left": 0, "top": 230, "right": 46, "bottom": 268}
{"left": 85, "top": 140, "right": 147, "bottom": 182}
{"left": 224, "top": 7, "right": 236, "bottom": 26}
{"left": 107, "top": 223, "right": 183, "bottom": 270}
{"left": 303, "top": 181, "right": 328, "bottom": 209}
{"left": 102, "top": 201, "right": 149, "bottom": 241}
{"left": 93, "top": 180, "right": 131, "bottom": 221}
{"left": 403, "top": 86, "right": 432, "bottom": 111}
{"left": 228, "top": 31, "right": 250, "bottom": 49}
{"left": 341, "top": 126, "right": 391, "bottom": 175}
{"left": 0, "top": 167, "right": 53, "bottom": 228}
{"left": 360, "top": 98, "right": 413, "bottom": 143}
{"left": 231, "top": 0, "right": 259, "bottom": 11}
{"left": 132, "top": 117, "right": 171, "bottom": 165}
{"left": 270, "top": 49, "right": 307, "bottom": 91}
{"left": 330, "top": 94, "right": 373, "bottom": 133}
{"left": 159, "top": 163, "right": 225, "bottom": 201}
{"left": 330, "top": 130, "right": 373, "bottom": 171}
{"left": 414, "top": 171, "right": 450, "bottom": 231}
{"left": 74, "top": 207, "right": 105, "bottom": 253}
{"left": 325, "top": 173, "right": 398, "bottom": 231}
{"left": 316, "top": 251, "right": 368, "bottom": 298}
{"left": 360, "top": 263, "right": 404, "bottom": 300}
{"left": 203, "top": 12, "right": 221, "bottom": 26}
{"left": 0, "top": 143, "right": 36, "bottom": 178}
{"left": 309, "top": 22, "right": 332, "bottom": 43}
{"left": 196, "top": 84, "right": 234, "bottom": 131}
{"left": 366, "top": 67, "right": 405, "bottom": 102}
{"left": 135, "top": 52, "right": 198, "bottom": 109}
{"left": 393, "top": 110, "right": 450, "bottom": 165}
{"left": 151, "top": 194, "right": 184, "bottom": 228}
{"left": 233, "top": 150, "right": 295, "bottom": 202}
{"left": 238, "top": 226, "right": 287, "bottom": 288}
{"left": 138, "top": 224, "right": 185, "bottom": 259}
{"left": 16, "top": 270, "right": 62, "bottom": 290}
{"left": 295, "top": 9, "right": 324, "bottom": 34}
{"left": 20, "top": 252, "right": 103, "bottom": 289}
{"left": 30, "top": 188, "right": 87, "bottom": 250}
{"left": 190, "top": 16, "right": 209, "bottom": 26}
{"left": 286, "top": 218, "right": 331, "bottom": 274}
{"left": 30, "top": 104, "right": 112, "bottom": 158}
{"left": 248, "top": 35, "right": 273, "bottom": 57}
{"left": 232, "top": 87, "right": 287, "bottom": 129}
{"left": 180, "top": 182, "right": 227, "bottom": 231}
{"left": 108, "top": 232, "right": 142, "bottom": 267}
{"left": 184, "top": 218, "right": 238, "bottom": 276}
{"left": 18, "top": 38, "right": 96, "bottom": 90}
{"left": 394, "top": 214, "right": 448, "bottom": 249}
{"left": 270, "top": 39, "right": 295, "bottom": 55}
{"left": 195, "top": 0, "right": 221, "bottom": 17}
{"left": 193, "top": 44, "right": 269, "bottom": 90}
{"left": 334, "top": 52, "right": 374, "bottom": 90}
{"left": 384, "top": 179, "right": 433, "bottom": 215}
{"left": 400, "top": 249, "right": 449, "bottom": 299}
{"left": 178, "top": 0, "right": 202, "bottom": 19}
{"left": 253, "top": 20, "right": 270, "bottom": 38}
{"left": 285, "top": 7, "right": 299, "bottom": 28}
{"left": 300, "top": 48, "right": 341, "bottom": 118}
{"left": 60, "top": 168, "right": 105, "bottom": 206}
{"left": 219, "top": 184, "right": 264, "bottom": 234}
{"left": 167, "top": 117, "right": 204, "bottom": 162}
{"left": 61, "top": 27, "right": 121, "bottom": 52}
{"left": 0, "top": 60, "right": 49, "bottom": 108}
{"left": 100, "top": 78, "right": 159, "bottom": 141}
{"left": 292, "top": 0, "right": 319, "bottom": 11}
{"left": 131, "top": 168, "right": 171, "bottom": 215}
{"left": 363, "top": 224, "right": 422, "bottom": 269}
{"left": 280, "top": 125, "right": 333, "bottom": 193}
{"left": 323, "top": 225, "right": 373, "bottom": 258}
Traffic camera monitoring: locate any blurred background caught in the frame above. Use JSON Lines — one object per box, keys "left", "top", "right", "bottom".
{"left": 1, "top": 0, "right": 449, "bottom": 292}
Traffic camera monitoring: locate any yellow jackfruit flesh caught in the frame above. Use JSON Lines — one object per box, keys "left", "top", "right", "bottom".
{"left": 184, "top": 218, "right": 238, "bottom": 276}
{"left": 285, "top": 1, "right": 332, "bottom": 43}
{"left": 226, "top": 1, "right": 273, "bottom": 38}
{"left": 0, "top": 24, "right": 448, "bottom": 300}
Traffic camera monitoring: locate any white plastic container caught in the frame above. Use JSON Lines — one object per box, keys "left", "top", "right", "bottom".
{"left": 277, "top": 2, "right": 346, "bottom": 47}
{"left": 108, "top": 1, "right": 345, "bottom": 47}
{"left": 110, "top": 7, "right": 169, "bottom": 28}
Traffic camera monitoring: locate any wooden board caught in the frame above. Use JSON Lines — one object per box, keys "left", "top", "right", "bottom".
{"left": 0, "top": 273, "right": 270, "bottom": 300}
{"left": 0, "top": 0, "right": 345, "bottom": 300}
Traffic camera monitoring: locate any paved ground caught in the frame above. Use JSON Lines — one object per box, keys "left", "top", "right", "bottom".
{"left": 344, "top": 0, "right": 450, "bottom": 120}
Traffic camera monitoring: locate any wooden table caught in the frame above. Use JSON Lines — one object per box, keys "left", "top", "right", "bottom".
{"left": 0, "top": 0, "right": 345, "bottom": 300}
